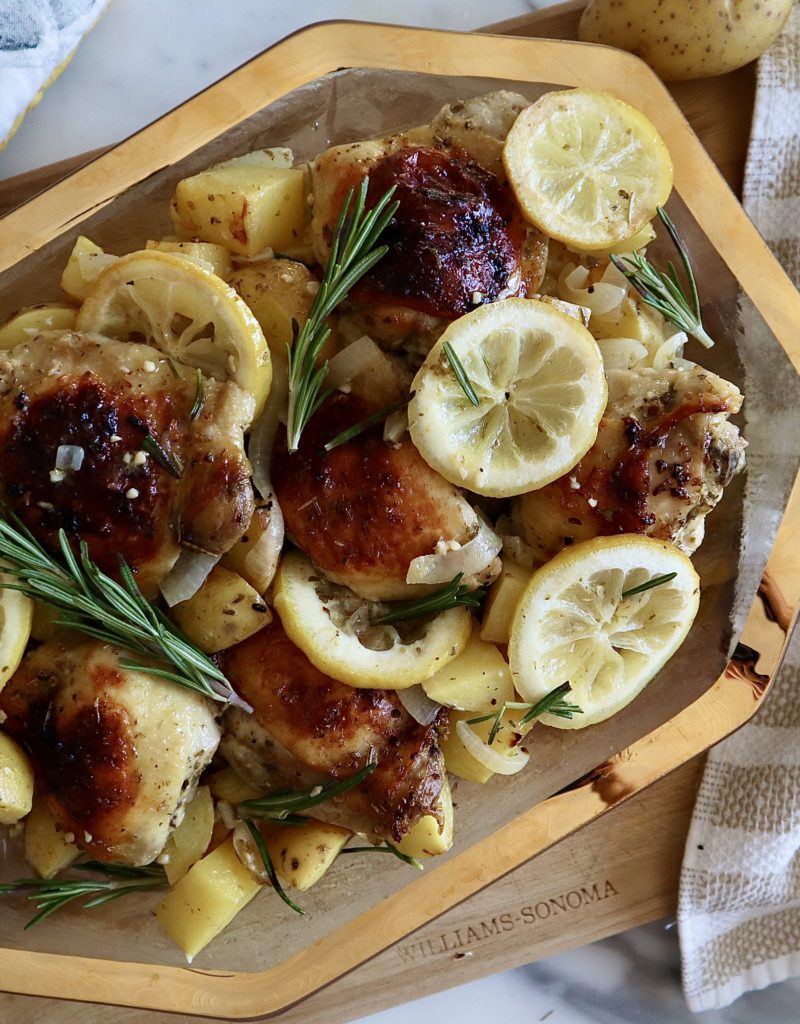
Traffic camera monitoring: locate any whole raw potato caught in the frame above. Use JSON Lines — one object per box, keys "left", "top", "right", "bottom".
{"left": 579, "top": 0, "right": 793, "bottom": 81}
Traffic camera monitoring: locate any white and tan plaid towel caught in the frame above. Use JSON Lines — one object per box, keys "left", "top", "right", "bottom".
{"left": 679, "top": 6, "right": 800, "bottom": 1010}
{"left": 0, "top": 1, "right": 110, "bottom": 150}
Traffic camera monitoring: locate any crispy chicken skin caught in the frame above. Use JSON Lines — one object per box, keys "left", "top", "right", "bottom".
{"left": 272, "top": 392, "right": 489, "bottom": 600}
{"left": 0, "top": 637, "right": 220, "bottom": 865}
{"left": 310, "top": 92, "right": 547, "bottom": 353}
{"left": 0, "top": 332, "right": 255, "bottom": 594}
{"left": 515, "top": 365, "right": 746, "bottom": 561}
{"left": 221, "top": 618, "right": 447, "bottom": 841}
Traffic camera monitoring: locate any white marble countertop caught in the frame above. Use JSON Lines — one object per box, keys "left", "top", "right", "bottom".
{"left": 1, "top": 2, "right": 799, "bottom": 1022}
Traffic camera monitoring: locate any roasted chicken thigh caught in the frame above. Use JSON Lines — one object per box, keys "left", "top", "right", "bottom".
{"left": 515, "top": 365, "right": 746, "bottom": 561}
{"left": 221, "top": 618, "right": 447, "bottom": 842}
{"left": 0, "top": 637, "right": 221, "bottom": 865}
{"left": 0, "top": 331, "right": 255, "bottom": 594}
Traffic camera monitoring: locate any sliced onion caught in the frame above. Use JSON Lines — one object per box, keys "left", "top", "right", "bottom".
{"left": 497, "top": 533, "right": 535, "bottom": 570}
{"left": 455, "top": 720, "right": 530, "bottom": 776}
{"left": 406, "top": 519, "right": 502, "bottom": 586}
{"left": 652, "top": 331, "right": 688, "bottom": 370}
{"left": 77, "top": 249, "right": 117, "bottom": 283}
{"left": 397, "top": 685, "right": 442, "bottom": 725}
{"left": 559, "top": 264, "right": 626, "bottom": 318}
{"left": 248, "top": 357, "right": 288, "bottom": 499}
{"left": 600, "top": 260, "right": 630, "bottom": 291}
{"left": 383, "top": 407, "right": 408, "bottom": 444}
{"left": 232, "top": 820, "right": 269, "bottom": 883}
{"left": 598, "top": 337, "right": 649, "bottom": 370}
{"left": 242, "top": 509, "right": 284, "bottom": 594}
{"left": 326, "top": 335, "right": 385, "bottom": 390}
{"left": 159, "top": 550, "right": 219, "bottom": 607}
{"left": 55, "top": 444, "right": 84, "bottom": 471}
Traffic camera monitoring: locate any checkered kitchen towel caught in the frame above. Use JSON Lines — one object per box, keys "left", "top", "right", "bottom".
{"left": 679, "top": 5, "right": 800, "bottom": 1011}
{"left": 0, "top": 0, "right": 110, "bottom": 149}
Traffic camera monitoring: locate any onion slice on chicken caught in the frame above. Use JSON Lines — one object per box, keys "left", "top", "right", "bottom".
{"left": 159, "top": 550, "right": 220, "bottom": 607}
{"left": 455, "top": 720, "right": 529, "bottom": 776}
{"left": 326, "top": 335, "right": 385, "bottom": 390}
{"left": 396, "top": 684, "right": 442, "bottom": 726}
{"left": 406, "top": 519, "right": 502, "bottom": 586}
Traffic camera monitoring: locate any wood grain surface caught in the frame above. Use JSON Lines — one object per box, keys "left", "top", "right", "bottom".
{"left": 0, "top": 2, "right": 758, "bottom": 1020}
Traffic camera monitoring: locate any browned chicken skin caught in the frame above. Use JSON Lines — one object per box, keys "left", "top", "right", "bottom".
{"left": 221, "top": 618, "right": 447, "bottom": 842}
{"left": 0, "top": 637, "right": 220, "bottom": 865}
{"left": 515, "top": 366, "right": 746, "bottom": 561}
{"left": 0, "top": 332, "right": 255, "bottom": 593}
{"left": 272, "top": 392, "right": 488, "bottom": 600}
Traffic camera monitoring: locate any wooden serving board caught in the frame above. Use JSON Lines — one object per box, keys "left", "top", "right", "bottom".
{"left": 0, "top": 3, "right": 757, "bottom": 1021}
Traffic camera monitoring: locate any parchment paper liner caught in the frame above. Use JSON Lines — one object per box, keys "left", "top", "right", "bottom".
{"left": 0, "top": 67, "right": 797, "bottom": 973}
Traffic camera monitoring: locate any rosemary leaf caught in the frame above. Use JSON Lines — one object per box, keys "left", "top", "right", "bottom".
{"left": 0, "top": 861, "right": 167, "bottom": 929}
{"left": 286, "top": 178, "right": 399, "bottom": 452}
{"left": 621, "top": 571, "right": 677, "bottom": 599}
{"left": 467, "top": 682, "right": 582, "bottom": 744}
{"left": 371, "top": 572, "right": 484, "bottom": 626}
{"left": 323, "top": 401, "right": 406, "bottom": 452}
{"left": 241, "top": 818, "right": 304, "bottom": 915}
{"left": 239, "top": 759, "right": 378, "bottom": 821}
{"left": 340, "top": 844, "right": 423, "bottom": 871}
{"left": 443, "top": 342, "right": 479, "bottom": 406}
{"left": 0, "top": 511, "right": 248, "bottom": 710}
{"left": 190, "top": 367, "right": 205, "bottom": 421}
{"left": 140, "top": 433, "right": 183, "bottom": 479}
{"left": 610, "top": 206, "right": 714, "bottom": 350}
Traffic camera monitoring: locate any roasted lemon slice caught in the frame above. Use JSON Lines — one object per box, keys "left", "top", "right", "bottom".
{"left": 408, "top": 298, "right": 606, "bottom": 497}
{"left": 509, "top": 535, "right": 699, "bottom": 728}
{"left": 0, "top": 579, "right": 33, "bottom": 694}
{"left": 75, "top": 250, "right": 270, "bottom": 419}
{"left": 273, "top": 551, "right": 471, "bottom": 689}
{"left": 503, "top": 89, "right": 673, "bottom": 251}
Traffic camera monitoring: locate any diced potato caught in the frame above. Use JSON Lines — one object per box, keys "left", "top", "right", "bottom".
{"left": 23, "top": 797, "right": 79, "bottom": 878}
{"left": 170, "top": 165, "right": 307, "bottom": 257}
{"left": 0, "top": 304, "right": 77, "bottom": 348}
{"left": 170, "top": 566, "right": 272, "bottom": 653}
{"left": 0, "top": 732, "right": 34, "bottom": 824}
{"left": 441, "top": 710, "right": 519, "bottom": 785}
{"left": 206, "top": 765, "right": 263, "bottom": 805}
{"left": 221, "top": 501, "right": 280, "bottom": 594}
{"left": 230, "top": 258, "right": 317, "bottom": 357}
{"left": 145, "top": 240, "right": 232, "bottom": 279}
{"left": 423, "top": 625, "right": 514, "bottom": 712}
{"left": 154, "top": 836, "right": 262, "bottom": 962}
{"left": 259, "top": 818, "right": 351, "bottom": 891}
{"left": 60, "top": 235, "right": 116, "bottom": 302}
{"left": 162, "top": 786, "right": 214, "bottom": 885}
{"left": 480, "top": 559, "right": 532, "bottom": 646}
{"left": 30, "top": 600, "right": 59, "bottom": 643}
{"left": 395, "top": 777, "right": 453, "bottom": 859}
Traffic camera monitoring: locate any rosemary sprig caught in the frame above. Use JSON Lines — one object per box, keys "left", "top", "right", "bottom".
{"left": 239, "top": 760, "right": 378, "bottom": 822}
{"left": 241, "top": 818, "right": 304, "bottom": 915}
{"left": 128, "top": 415, "right": 183, "bottom": 478}
{"left": 0, "top": 512, "right": 249, "bottom": 711}
{"left": 621, "top": 571, "right": 677, "bottom": 599}
{"left": 443, "top": 342, "right": 479, "bottom": 406}
{"left": 286, "top": 178, "right": 399, "bottom": 452}
{"left": 611, "top": 206, "right": 714, "bottom": 350}
{"left": 323, "top": 401, "right": 406, "bottom": 452}
{"left": 0, "top": 861, "right": 167, "bottom": 929}
{"left": 190, "top": 367, "right": 205, "bottom": 421}
{"left": 467, "top": 682, "right": 582, "bottom": 744}
{"left": 340, "top": 844, "right": 423, "bottom": 871}
{"left": 371, "top": 572, "right": 484, "bottom": 626}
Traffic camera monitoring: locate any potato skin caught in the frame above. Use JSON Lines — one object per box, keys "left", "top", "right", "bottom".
{"left": 579, "top": 0, "right": 793, "bottom": 81}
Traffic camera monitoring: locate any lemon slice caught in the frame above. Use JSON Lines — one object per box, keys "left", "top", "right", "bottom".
{"left": 75, "top": 250, "right": 270, "bottom": 419}
{"left": 408, "top": 298, "right": 606, "bottom": 497}
{"left": 0, "top": 579, "right": 33, "bottom": 695}
{"left": 273, "top": 551, "right": 471, "bottom": 689}
{"left": 503, "top": 89, "right": 673, "bottom": 251}
{"left": 509, "top": 536, "right": 699, "bottom": 728}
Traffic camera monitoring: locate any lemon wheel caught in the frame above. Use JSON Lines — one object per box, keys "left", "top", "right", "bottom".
{"left": 0, "top": 579, "right": 33, "bottom": 694}
{"left": 509, "top": 535, "right": 700, "bottom": 728}
{"left": 75, "top": 250, "right": 270, "bottom": 419}
{"left": 408, "top": 298, "right": 606, "bottom": 497}
{"left": 503, "top": 89, "right": 673, "bottom": 251}
{"left": 273, "top": 551, "right": 472, "bottom": 689}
